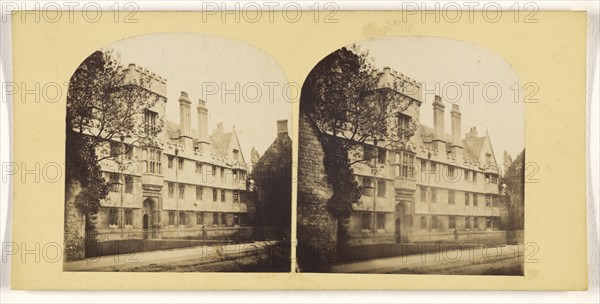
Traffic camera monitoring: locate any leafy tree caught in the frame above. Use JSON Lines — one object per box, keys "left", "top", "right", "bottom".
{"left": 65, "top": 49, "right": 162, "bottom": 228}
{"left": 300, "top": 45, "right": 418, "bottom": 247}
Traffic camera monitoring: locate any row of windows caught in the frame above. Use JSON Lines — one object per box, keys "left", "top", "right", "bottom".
{"left": 360, "top": 212, "right": 387, "bottom": 232}
{"left": 167, "top": 211, "right": 244, "bottom": 227}
{"left": 106, "top": 208, "right": 246, "bottom": 228}
{"left": 359, "top": 177, "right": 387, "bottom": 198}
{"left": 166, "top": 182, "right": 240, "bottom": 203}
{"left": 419, "top": 186, "right": 500, "bottom": 207}
{"left": 108, "top": 174, "right": 134, "bottom": 193}
{"left": 418, "top": 215, "right": 501, "bottom": 231}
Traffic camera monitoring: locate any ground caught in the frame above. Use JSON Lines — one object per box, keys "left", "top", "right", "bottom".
{"left": 63, "top": 240, "right": 290, "bottom": 272}
{"left": 329, "top": 244, "right": 524, "bottom": 275}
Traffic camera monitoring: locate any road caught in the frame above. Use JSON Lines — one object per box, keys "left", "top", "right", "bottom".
{"left": 330, "top": 244, "right": 524, "bottom": 275}
{"left": 63, "top": 240, "right": 288, "bottom": 272}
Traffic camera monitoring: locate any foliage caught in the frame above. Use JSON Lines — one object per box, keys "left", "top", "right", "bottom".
{"left": 65, "top": 49, "right": 162, "bottom": 227}
{"left": 301, "top": 45, "right": 418, "bottom": 246}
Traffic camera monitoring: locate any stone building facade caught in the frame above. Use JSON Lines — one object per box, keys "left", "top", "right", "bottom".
{"left": 299, "top": 67, "right": 506, "bottom": 254}
{"left": 91, "top": 64, "right": 251, "bottom": 242}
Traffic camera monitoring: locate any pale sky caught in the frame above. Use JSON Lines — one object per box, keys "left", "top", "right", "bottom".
{"left": 356, "top": 36, "right": 525, "bottom": 161}
{"left": 105, "top": 32, "right": 292, "bottom": 161}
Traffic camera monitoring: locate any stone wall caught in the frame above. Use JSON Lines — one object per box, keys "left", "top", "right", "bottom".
{"left": 64, "top": 180, "right": 86, "bottom": 261}
{"left": 296, "top": 113, "right": 338, "bottom": 271}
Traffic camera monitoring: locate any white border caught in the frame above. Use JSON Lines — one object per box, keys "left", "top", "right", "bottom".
{"left": 0, "top": 1, "right": 598, "bottom": 303}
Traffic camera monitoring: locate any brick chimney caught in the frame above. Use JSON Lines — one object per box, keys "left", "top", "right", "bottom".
{"left": 277, "top": 120, "right": 288, "bottom": 137}
{"left": 450, "top": 104, "right": 462, "bottom": 155}
{"left": 432, "top": 95, "right": 445, "bottom": 151}
{"left": 178, "top": 91, "right": 193, "bottom": 148}
{"left": 196, "top": 98, "right": 209, "bottom": 153}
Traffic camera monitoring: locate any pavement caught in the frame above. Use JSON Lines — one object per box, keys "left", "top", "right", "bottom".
{"left": 63, "top": 240, "right": 277, "bottom": 272}
{"left": 330, "top": 244, "right": 524, "bottom": 275}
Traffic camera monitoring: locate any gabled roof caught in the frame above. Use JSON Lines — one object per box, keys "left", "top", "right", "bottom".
{"left": 418, "top": 124, "right": 487, "bottom": 162}
{"left": 166, "top": 120, "right": 237, "bottom": 159}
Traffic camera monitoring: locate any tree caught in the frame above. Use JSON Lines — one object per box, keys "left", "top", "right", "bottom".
{"left": 300, "top": 45, "right": 418, "bottom": 247}
{"left": 65, "top": 49, "right": 162, "bottom": 229}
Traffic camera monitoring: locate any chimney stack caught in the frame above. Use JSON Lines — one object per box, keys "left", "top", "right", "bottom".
{"left": 196, "top": 98, "right": 209, "bottom": 153}
{"left": 432, "top": 95, "right": 446, "bottom": 151}
{"left": 277, "top": 120, "right": 288, "bottom": 137}
{"left": 178, "top": 91, "right": 193, "bottom": 148}
{"left": 450, "top": 104, "right": 462, "bottom": 155}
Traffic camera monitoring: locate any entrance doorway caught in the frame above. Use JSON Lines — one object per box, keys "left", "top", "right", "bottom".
{"left": 395, "top": 203, "right": 406, "bottom": 243}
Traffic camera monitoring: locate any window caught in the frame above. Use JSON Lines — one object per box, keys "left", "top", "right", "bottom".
{"left": 212, "top": 188, "right": 218, "bottom": 202}
{"left": 109, "top": 209, "right": 118, "bottom": 226}
{"left": 377, "top": 180, "right": 386, "bottom": 198}
{"left": 431, "top": 216, "right": 438, "bottom": 231}
{"left": 431, "top": 188, "right": 437, "bottom": 203}
{"left": 465, "top": 192, "right": 470, "bottom": 206}
{"left": 178, "top": 158, "right": 184, "bottom": 170}
{"left": 394, "top": 153, "right": 401, "bottom": 176}
{"left": 376, "top": 213, "right": 385, "bottom": 231}
{"left": 362, "top": 178, "right": 374, "bottom": 196}
{"left": 233, "top": 190, "right": 239, "bottom": 203}
{"left": 431, "top": 162, "right": 437, "bottom": 174}
{"left": 213, "top": 213, "right": 219, "bottom": 226}
{"left": 109, "top": 173, "right": 120, "bottom": 192}
{"left": 486, "top": 153, "right": 492, "bottom": 164}
{"left": 125, "top": 144, "right": 133, "bottom": 160}
{"left": 221, "top": 213, "right": 227, "bottom": 227}
{"left": 449, "top": 216, "right": 456, "bottom": 229}
{"left": 195, "top": 162, "right": 203, "bottom": 174}
{"left": 376, "top": 148, "right": 386, "bottom": 164}
{"left": 399, "top": 152, "right": 415, "bottom": 179}
{"left": 472, "top": 171, "right": 477, "bottom": 182}
{"left": 474, "top": 217, "right": 479, "bottom": 230}
{"left": 178, "top": 184, "right": 185, "bottom": 199}
{"left": 110, "top": 141, "right": 121, "bottom": 158}
{"left": 168, "top": 156, "right": 174, "bottom": 169}
{"left": 212, "top": 165, "right": 217, "bottom": 176}
{"left": 420, "top": 186, "right": 427, "bottom": 202}
{"left": 421, "top": 160, "right": 427, "bottom": 173}
{"left": 196, "top": 186, "right": 203, "bottom": 200}
{"left": 448, "top": 166, "right": 456, "bottom": 179}
{"left": 492, "top": 195, "right": 499, "bottom": 207}
{"left": 491, "top": 174, "right": 498, "bottom": 184}
{"left": 233, "top": 169, "right": 239, "bottom": 181}
{"left": 486, "top": 217, "right": 492, "bottom": 230}
{"left": 485, "top": 194, "right": 491, "bottom": 207}
{"left": 361, "top": 213, "right": 371, "bottom": 231}
{"left": 232, "top": 149, "right": 239, "bottom": 162}
{"left": 168, "top": 182, "right": 175, "bottom": 198}
{"left": 220, "top": 167, "right": 226, "bottom": 182}
{"left": 124, "top": 209, "right": 132, "bottom": 226}
{"left": 464, "top": 168, "right": 469, "bottom": 181}
{"left": 124, "top": 175, "right": 133, "bottom": 194}
{"left": 168, "top": 211, "right": 175, "bottom": 226}
{"left": 196, "top": 212, "right": 203, "bottom": 225}
{"left": 144, "top": 110, "right": 158, "bottom": 135}
{"left": 221, "top": 189, "right": 226, "bottom": 202}
{"left": 466, "top": 217, "right": 471, "bottom": 230}
{"left": 473, "top": 193, "right": 478, "bottom": 206}
{"left": 420, "top": 216, "right": 427, "bottom": 230}
{"left": 398, "top": 113, "right": 412, "bottom": 138}
{"left": 448, "top": 190, "right": 455, "bottom": 205}
{"left": 145, "top": 148, "right": 161, "bottom": 174}
{"left": 179, "top": 211, "right": 186, "bottom": 226}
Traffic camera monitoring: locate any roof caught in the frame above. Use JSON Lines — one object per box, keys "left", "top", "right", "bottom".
{"left": 166, "top": 120, "right": 234, "bottom": 158}
{"left": 418, "top": 124, "right": 486, "bottom": 162}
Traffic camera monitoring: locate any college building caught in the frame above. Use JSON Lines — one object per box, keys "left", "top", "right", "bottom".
{"left": 298, "top": 67, "right": 507, "bottom": 259}
{"left": 92, "top": 64, "right": 252, "bottom": 241}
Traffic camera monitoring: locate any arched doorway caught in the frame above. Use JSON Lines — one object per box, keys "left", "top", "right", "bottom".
{"left": 142, "top": 198, "right": 155, "bottom": 239}
{"left": 395, "top": 203, "right": 405, "bottom": 243}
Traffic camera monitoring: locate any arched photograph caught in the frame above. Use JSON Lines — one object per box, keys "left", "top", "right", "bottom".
{"left": 297, "top": 36, "right": 525, "bottom": 274}
{"left": 63, "top": 33, "right": 292, "bottom": 272}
